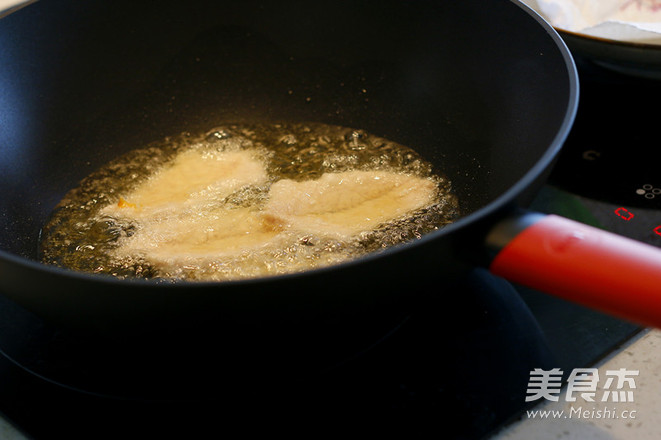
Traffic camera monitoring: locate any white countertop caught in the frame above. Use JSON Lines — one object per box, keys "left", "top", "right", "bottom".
{"left": 490, "top": 328, "right": 661, "bottom": 440}
{"left": 0, "top": 0, "right": 35, "bottom": 18}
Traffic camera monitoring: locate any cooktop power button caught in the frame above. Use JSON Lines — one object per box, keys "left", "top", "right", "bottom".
{"left": 582, "top": 150, "right": 601, "bottom": 161}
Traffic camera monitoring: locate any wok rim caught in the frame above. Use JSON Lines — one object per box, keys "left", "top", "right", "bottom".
{"left": 0, "top": 0, "right": 580, "bottom": 291}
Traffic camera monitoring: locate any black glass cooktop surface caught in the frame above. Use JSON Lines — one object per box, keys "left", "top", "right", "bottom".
{"left": 0, "top": 258, "right": 637, "bottom": 440}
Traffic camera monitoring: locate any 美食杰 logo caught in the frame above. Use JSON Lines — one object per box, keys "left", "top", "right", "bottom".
{"left": 525, "top": 367, "right": 640, "bottom": 420}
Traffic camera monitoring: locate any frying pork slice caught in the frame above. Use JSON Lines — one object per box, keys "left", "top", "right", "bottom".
{"left": 111, "top": 207, "right": 282, "bottom": 264}
{"left": 262, "top": 170, "right": 438, "bottom": 239}
{"left": 105, "top": 152, "right": 437, "bottom": 277}
{"left": 103, "top": 148, "right": 268, "bottom": 221}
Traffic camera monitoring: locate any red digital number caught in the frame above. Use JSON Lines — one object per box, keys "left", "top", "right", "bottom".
{"left": 614, "top": 207, "right": 634, "bottom": 221}
{"left": 655, "top": 226, "right": 661, "bottom": 237}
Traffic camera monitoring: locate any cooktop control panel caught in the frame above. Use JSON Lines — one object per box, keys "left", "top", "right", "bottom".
{"left": 548, "top": 146, "right": 661, "bottom": 249}
{"left": 546, "top": 57, "right": 661, "bottom": 249}
{"left": 581, "top": 195, "right": 661, "bottom": 247}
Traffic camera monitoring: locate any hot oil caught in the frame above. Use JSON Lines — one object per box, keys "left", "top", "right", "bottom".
{"left": 39, "top": 123, "right": 459, "bottom": 281}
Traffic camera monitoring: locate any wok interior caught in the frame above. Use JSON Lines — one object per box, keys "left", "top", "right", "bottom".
{"left": 0, "top": 0, "right": 572, "bottom": 262}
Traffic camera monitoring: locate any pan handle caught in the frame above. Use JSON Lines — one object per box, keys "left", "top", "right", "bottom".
{"left": 486, "top": 212, "right": 661, "bottom": 328}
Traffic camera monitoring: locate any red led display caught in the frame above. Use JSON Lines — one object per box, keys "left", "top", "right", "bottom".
{"left": 612, "top": 208, "right": 661, "bottom": 238}
{"left": 614, "top": 207, "right": 634, "bottom": 221}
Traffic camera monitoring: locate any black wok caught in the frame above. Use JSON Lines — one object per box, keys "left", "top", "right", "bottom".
{"left": 0, "top": 0, "right": 658, "bottom": 383}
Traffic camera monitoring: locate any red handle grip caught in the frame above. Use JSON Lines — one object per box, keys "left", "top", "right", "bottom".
{"left": 489, "top": 214, "right": 661, "bottom": 328}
